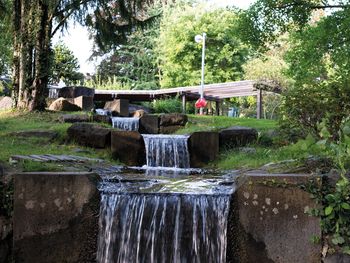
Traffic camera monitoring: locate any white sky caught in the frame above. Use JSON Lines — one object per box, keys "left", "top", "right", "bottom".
{"left": 52, "top": 0, "right": 255, "bottom": 74}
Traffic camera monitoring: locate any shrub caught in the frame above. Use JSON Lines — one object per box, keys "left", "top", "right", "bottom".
{"left": 152, "top": 98, "right": 182, "bottom": 113}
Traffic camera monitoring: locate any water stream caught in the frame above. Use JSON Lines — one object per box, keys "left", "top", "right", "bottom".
{"left": 97, "top": 133, "right": 234, "bottom": 263}
{"left": 111, "top": 117, "right": 139, "bottom": 131}
{"left": 143, "top": 134, "right": 190, "bottom": 168}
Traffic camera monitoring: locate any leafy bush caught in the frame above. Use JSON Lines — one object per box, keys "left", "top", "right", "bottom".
{"left": 279, "top": 79, "right": 350, "bottom": 141}
{"left": 152, "top": 98, "right": 182, "bottom": 113}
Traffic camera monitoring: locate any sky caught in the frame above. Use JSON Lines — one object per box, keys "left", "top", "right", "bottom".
{"left": 52, "top": 0, "right": 255, "bottom": 74}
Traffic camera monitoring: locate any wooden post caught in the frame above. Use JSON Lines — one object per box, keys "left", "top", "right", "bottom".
{"left": 257, "top": 89, "right": 263, "bottom": 119}
{"left": 216, "top": 101, "right": 220, "bottom": 116}
{"left": 182, "top": 94, "right": 186, "bottom": 113}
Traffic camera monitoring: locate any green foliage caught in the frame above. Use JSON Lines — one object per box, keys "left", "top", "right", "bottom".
{"left": 51, "top": 42, "right": 84, "bottom": 85}
{"left": 157, "top": 4, "right": 250, "bottom": 87}
{"left": 84, "top": 74, "right": 131, "bottom": 90}
{"left": 303, "top": 121, "right": 350, "bottom": 254}
{"left": 0, "top": 0, "right": 12, "bottom": 75}
{"left": 152, "top": 98, "right": 182, "bottom": 114}
{"left": 176, "top": 114, "right": 276, "bottom": 134}
{"left": 97, "top": 24, "right": 160, "bottom": 90}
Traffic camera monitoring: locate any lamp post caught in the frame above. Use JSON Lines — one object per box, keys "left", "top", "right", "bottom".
{"left": 195, "top": 33, "right": 207, "bottom": 115}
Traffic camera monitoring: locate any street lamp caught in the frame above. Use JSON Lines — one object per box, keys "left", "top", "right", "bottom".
{"left": 194, "top": 33, "right": 207, "bottom": 115}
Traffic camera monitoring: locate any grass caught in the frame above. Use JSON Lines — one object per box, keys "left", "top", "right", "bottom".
{"left": 0, "top": 110, "right": 113, "bottom": 164}
{"left": 213, "top": 136, "right": 325, "bottom": 170}
{"left": 176, "top": 115, "right": 277, "bottom": 134}
{"left": 0, "top": 110, "right": 322, "bottom": 171}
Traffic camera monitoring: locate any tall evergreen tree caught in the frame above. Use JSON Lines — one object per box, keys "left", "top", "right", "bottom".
{"left": 11, "top": 0, "right": 156, "bottom": 111}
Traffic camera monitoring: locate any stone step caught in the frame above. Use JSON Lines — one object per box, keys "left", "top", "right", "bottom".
{"left": 10, "top": 154, "right": 103, "bottom": 163}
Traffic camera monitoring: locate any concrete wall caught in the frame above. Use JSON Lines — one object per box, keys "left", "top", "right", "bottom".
{"left": 228, "top": 173, "right": 322, "bottom": 263}
{"left": 13, "top": 172, "right": 100, "bottom": 263}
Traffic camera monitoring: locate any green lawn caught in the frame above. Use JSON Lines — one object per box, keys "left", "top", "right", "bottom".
{"left": 176, "top": 115, "right": 277, "bottom": 134}
{"left": 0, "top": 110, "right": 322, "bottom": 171}
{"left": 0, "top": 110, "right": 112, "bottom": 163}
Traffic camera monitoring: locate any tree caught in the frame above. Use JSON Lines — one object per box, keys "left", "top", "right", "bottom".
{"left": 97, "top": 19, "right": 160, "bottom": 90}
{"left": 0, "top": 0, "right": 12, "bottom": 76}
{"left": 157, "top": 4, "right": 250, "bottom": 88}
{"left": 239, "top": 0, "right": 350, "bottom": 48}
{"left": 10, "top": 0, "right": 156, "bottom": 111}
{"left": 51, "top": 42, "right": 83, "bottom": 85}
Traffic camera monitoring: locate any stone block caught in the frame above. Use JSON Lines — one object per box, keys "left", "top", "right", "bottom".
{"left": 159, "top": 125, "right": 183, "bottom": 134}
{"left": 104, "top": 99, "right": 129, "bottom": 117}
{"left": 59, "top": 114, "right": 90, "bottom": 123}
{"left": 139, "top": 115, "right": 159, "bottom": 134}
{"left": 188, "top": 132, "right": 219, "bottom": 168}
{"left": 57, "top": 86, "right": 95, "bottom": 98}
{"left": 92, "top": 114, "right": 112, "bottom": 124}
{"left": 13, "top": 172, "right": 100, "bottom": 263}
{"left": 159, "top": 113, "right": 188, "bottom": 127}
{"left": 49, "top": 98, "right": 81, "bottom": 112}
{"left": 111, "top": 131, "right": 146, "bottom": 166}
{"left": 227, "top": 173, "right": 322, "bottom": 263}
{"left": 219, "top": 126, "right": 258, "bottom": 149}
{"left": 74, "top": 96, "right": 94, "bottom": 111}
{"left": 67, "top": 123, "right": 111, "bottom": 148}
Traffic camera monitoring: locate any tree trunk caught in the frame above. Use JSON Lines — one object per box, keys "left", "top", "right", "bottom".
{"left": 13, "top": 0, "right": 53, "bottom": 111}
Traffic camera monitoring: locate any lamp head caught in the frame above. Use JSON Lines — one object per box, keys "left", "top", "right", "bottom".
{"left": 195, "top": 35, "right": 203, "bottom": 43}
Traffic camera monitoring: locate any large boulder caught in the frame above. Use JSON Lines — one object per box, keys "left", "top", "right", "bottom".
{"left": 111, "top": 131, "right": 145, "bottom": 166}
{"left": 219, "top": 126, "right": 258, "bottom": 149}
{"left": 0, "top": 96, "right": 13, "bottom": 110}
{"left": 49, "top": 98, "right": 81, "bottom": 112}
{"left": 188, "top": 132, "right": 219, "bottom": 168}
{"left": 139, "top": 115, "right": 159, "bottom": 134}
{"left": 92, "top": 114, "right": 112, "bottom": 124}
{"left": 159, "top": 125, "right": 184, "bottom": 134}
{"left": 129, "top": 104, "right": 151, "bottom": 115}
{"left": 13, "top": 172, "right": 100, "bottom": 263}
{"left": 159, "top": 113, "right": 188, "bottom": 127}
{"left": 104, "top": 99, "right": 129, "bottom": 117}
{"left": 67, "top": 123, "right": 111, "bottom": 148}
{"left": 57, "top": 86, "right": 95, "bottom": 98}
{"left": 59, "top": 114, "right": 90, "bottom": 123}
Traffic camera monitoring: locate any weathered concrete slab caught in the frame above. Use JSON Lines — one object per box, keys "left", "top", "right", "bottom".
{"left": 10, "top": 154, "right": 103, "bottom": 163}
{"left": 104, "top": 99, "right": 129, "bottom": 117}
{"left": 139, "top": 115, "right": 159, "bottom": 134}
{"left": 13, "top": 172, "right": 100, "bottom": 263}
{"left": 74, "top": 96, "right": 94, "bottom": 111}
{"left": 219, "top": 126, "right": 258, "bottom": 149}
{"left": 188, "top": 132, "right": 219, "bottom": 168}
{"left": 67, "top": 123, "right": 111, "bottom": 148}
{"left": 59, "top": 114, "right": 90, "bottom": 123}
{"left": 111, "top": 131, "right": 146, "bottom": 166}
{"left": 9, "top": 130, "right": 58, "bottom": 141}
{"left": 227, "top": 174, "right": 322, "bottom": 263}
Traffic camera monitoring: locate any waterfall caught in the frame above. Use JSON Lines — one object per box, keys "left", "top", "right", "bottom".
{"left": 143, "top": 134, "right": 190, "bottom": 168}
{"left": 97, "top": 193, "right": 231, "bottom": 263}
{"left": 111, "top": 117, "right": 139, "bottom": 131}
{"left": 96, "top": 109, "right": 111, "bottom": 116}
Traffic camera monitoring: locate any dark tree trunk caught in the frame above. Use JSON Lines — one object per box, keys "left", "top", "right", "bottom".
{"left": 13, "top": 0, "right": 53, "bottom": 111}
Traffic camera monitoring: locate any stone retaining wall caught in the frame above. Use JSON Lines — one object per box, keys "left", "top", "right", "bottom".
{"left": 13, "top": 172, "right": 100, "bottom": 263}
{"left": 228, "top": 173, "right": 321, "bottom": 263}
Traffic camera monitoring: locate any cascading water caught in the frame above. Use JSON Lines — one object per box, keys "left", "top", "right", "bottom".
{"left": 142, "top": 134, "right": 190, "bottom": 168}
{"left": 96, "top": 133, "right": 234, "bottom": 263}
{"left": 97, "top": 192, "right": 231, "bottom": 263}
{"left": 96, "top": 109, "right": 112, "bottom": 116}
{"left": 111, "top": 117, "right": 139, "bottom": 131}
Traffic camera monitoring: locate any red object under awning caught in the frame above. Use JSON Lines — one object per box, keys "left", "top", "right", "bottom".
{"left": 195, "top": 98, "right": 207, "bottom": 108}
